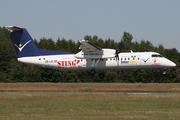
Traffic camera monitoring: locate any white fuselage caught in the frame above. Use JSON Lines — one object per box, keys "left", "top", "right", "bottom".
{"left": 6, "top": 26, "right": 176, "bottom": 74}
{"left": 17, "top": 51, "right": 176, "bottom": 71}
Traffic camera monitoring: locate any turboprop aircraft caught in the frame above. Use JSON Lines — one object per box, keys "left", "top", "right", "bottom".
{"left": 6, "top": 26, "right": 176, "bottom": 78}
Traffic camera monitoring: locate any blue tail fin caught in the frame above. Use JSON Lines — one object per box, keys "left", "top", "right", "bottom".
{"left": 7, "top": 26, "right": 74, "bottom": 58}
{"left": 7, "top": 26, "right": 41, "bottom": 58}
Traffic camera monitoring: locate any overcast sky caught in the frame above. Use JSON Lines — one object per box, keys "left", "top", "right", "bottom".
{"left": 1, "top": 0, "right": 180, "bottom": 51}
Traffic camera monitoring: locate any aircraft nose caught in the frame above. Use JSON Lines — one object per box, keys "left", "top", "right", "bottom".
{"left": 171, "top": 61, "right": 176, "bottom": 67}
{"left": 168, "top": 60, "right": 176, "bottom": 67}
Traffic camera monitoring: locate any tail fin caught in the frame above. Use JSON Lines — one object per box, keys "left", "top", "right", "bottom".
{"left": 6, "top": 26, "right": 41, "bottom": 58}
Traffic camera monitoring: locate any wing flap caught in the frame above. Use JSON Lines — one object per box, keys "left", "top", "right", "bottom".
{"left": 79, "top": 40, "right": 102, "bottom": 53}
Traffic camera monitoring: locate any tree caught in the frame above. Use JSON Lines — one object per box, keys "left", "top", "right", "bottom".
{"left": 120, "top": 32, "right": 133, "bottom": 52}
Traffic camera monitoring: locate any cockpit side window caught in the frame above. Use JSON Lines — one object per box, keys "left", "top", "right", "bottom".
{"left": 158, "top": 54, "right": 163, "bottom": 57}
{"left": 152, "top": 54, "right": 164, "bottom": 57}
{"left": 152, "top": 54, "right": 158, "bottom": 57}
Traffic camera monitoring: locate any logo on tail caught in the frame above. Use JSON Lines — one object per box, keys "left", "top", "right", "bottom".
{"left": 14, "top": 40, "right": 32, "bottom": 52}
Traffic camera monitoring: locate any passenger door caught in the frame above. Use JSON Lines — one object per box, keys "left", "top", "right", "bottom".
{"left": 136, "top": 56, "right": 141, "bottom": 66}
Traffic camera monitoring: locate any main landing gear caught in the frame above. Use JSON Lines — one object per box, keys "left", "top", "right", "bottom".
{"left": 90, "top": 59, "right": 105, "bottom": 78}
{"left": 99, "top": 73, "right": 105, "bottom": 79}
{"left": 90, "top": 69, "right": 105, "bottom": 79}
{"left": 90, "top": 69, "right": 96, "bottom": 75}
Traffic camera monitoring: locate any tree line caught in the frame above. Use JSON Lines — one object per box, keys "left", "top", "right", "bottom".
{"left": 0, "top": 26, "right": 180, "bottom": 83}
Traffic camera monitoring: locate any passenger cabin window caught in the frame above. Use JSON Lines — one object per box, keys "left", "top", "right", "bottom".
{"left": 152, "top": 54, "right": 164, "bottom": 57}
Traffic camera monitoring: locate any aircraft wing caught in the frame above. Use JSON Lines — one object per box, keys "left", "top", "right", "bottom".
{"left": 79, "top": 40, "right": 102, "bottom": 53}
{"left": 75, "top": 40, "right": 115, "bottom": 59}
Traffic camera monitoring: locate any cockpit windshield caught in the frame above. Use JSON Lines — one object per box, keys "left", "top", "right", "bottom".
{"left": 151, "top": 54, "right": 164, "bottom": 57}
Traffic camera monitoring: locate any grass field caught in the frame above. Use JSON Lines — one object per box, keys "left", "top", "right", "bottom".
{"left": 0, "top": 83, "right": 180, "bottom": 120}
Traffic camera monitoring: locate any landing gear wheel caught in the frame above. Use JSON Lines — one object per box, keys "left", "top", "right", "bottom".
{"left": 90, "top": 69, "right": 96, "bottom": 75}
{"left": 99, "top": 73, "right": 105, "bottom": 79}
{"left": 163, "top": 68, "right": 166, "bottom": 74}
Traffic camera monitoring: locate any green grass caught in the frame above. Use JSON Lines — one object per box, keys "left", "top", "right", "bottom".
{"left": 0, "top": 92, "right": 180, "bottom": 120}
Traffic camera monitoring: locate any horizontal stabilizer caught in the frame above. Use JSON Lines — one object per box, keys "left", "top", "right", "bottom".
{"left": 6, "top": 26, "right": 22, "bottom": 31}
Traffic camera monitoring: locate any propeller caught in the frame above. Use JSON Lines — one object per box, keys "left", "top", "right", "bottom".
{"left": 115, "top": 47, "right": 120, "bottom": 60}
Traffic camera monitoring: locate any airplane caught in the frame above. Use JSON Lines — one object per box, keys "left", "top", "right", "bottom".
{"left": 6, "top": 26, "right": 176, "bottom": 78}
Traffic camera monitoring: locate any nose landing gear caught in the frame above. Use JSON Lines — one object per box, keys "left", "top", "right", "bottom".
{"left": 163, "top": 68, "right": 166, "bottom": 74}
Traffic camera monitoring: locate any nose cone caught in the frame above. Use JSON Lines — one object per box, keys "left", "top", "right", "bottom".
{"left": 170, "top": 61, "right": 176, "bottom": 67}
{"left": 166, "top": 59, "right": 176, "bottom": 67}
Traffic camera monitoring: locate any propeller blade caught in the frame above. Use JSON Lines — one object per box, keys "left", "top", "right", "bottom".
{"left": 115, "top": 47, "right": 120, "bottom": 60}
